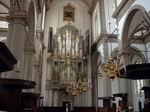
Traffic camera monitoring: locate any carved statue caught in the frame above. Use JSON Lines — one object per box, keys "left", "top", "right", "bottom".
{"left": 80, "top": 78, "right": 88, "bottom": 92}
{"left": 105, "top": 57, "right": 118, "bottom": 79}
{"left": 70, "top": 82, "right": 78, "bottom": 96}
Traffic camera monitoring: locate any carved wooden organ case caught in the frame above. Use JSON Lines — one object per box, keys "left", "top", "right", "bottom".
{"left": 46, "top": 25, "right": 89, "bottom": 95}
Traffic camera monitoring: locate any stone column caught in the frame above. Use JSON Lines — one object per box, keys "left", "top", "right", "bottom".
{"left": 92, "top": 73, "right": 98, "bottom": 107}
{"left": 6, "top": 14, "right": 26, "bottom": 79}
{"left": 99, "top": 0, "right": 111, "bottom": 98}
{"left": 6, "top": 0, "right": 27, "bottom": 79}
{"left": 103, "top": 42, "right": 111, "bottom": 96}
{"left": 119, "top": 51, "right": 132, "bottom": 104}
{"left": 97, "top": 42, "right": 111, "bottom": 107}
{"left": 6, "top": 0, "right": 14, "bottom": 49}
{"left": 6, "top": 19, "right": 13, "bottom": 49}
{"left": 41, "top": 50, "right": 49, "bottom": 106}
{"left": 33, "top": 61, "right": 41, "bottom": 93}
{"left": 23, "top": 46, "right": 35, "bottom": 81}
{"left": 86, "top": 54, "right": 92, "bottom": 106}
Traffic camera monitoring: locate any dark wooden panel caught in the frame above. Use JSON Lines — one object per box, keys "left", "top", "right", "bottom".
{"left": 0, "top": 92, "right": 21, "bottom": 111}
{"left": 0, "top": 42, "right": 17, "bottom": 72}
{"left": 0, "top": 78, "right": 36, "bottom": 89}
{"left": 118, "top": 63, "right": 150, "bottom": 79}
{"left": 98, "top": 97, "right": 114, "bottom": 108}
{"left": 41, "top": 107, "right": 66, "bottom": 112}
{"left": 0, "top": 79, "right": 37, "bottom": 111}
{"left": 73, "top": 107, "right": 96, "bottom": 112}
{"left": 97, "top": 107, "right": 115, "bottom": 112}
{"left": 21, "top": 93, "right": 40, "bottom": 109}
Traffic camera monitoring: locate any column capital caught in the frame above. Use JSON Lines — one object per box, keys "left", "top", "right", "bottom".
{"left": 34, "top": 61, "right": 39, "bottom": 67}
{"left": 7, "top": 11, "right": 27, "bottom": 25}
{"left": 10, "top": 10, "right": 26, "bottom": 18}
{"left": 24, "top": 46, "right": 35, "bottom": 53}
{"left": 6, "top": 16, "right": 13, "bottom": 25}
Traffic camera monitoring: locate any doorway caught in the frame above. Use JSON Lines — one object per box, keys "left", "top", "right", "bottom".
{"left": 63, "top": 101, "right": 71, "bottom": 112}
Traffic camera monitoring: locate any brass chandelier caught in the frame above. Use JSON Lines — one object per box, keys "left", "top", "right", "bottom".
{"left": 103, "top": 54, "right": 127, "bottom": 79}
{"left": 104, "top": 57, "right": 119, "bottom": 79}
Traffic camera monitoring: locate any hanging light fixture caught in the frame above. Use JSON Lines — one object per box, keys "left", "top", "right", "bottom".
{"left": 104, "top": 57, "right": 118, "bottom": 79}
{"left": 60, "top": 73, "right": 89, "bottom": 96}
{"left": 103, "top": 46, "right": 127, "bottom": 79}
{"left": 80, "top": 78, "right": 89, "bottom": 92}
{"left": 69, "top": 81, "right": 79, "bottom": 96}
{"left": 67, "top": 78, "right": 89, "bottom": 96}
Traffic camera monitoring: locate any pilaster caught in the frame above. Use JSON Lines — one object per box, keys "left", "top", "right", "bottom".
{"left": 99, "top": 0, "right": 107, "bottom": 34}
{"left": 33, "top": 61, "right": 41, "bottom": 93}
{"left": 23, "top": 46, "right": 35, "bottom": 81}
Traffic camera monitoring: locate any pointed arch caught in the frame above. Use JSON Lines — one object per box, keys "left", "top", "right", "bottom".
{"left": 0, "top": 1, "right": 9, "bottom": 10}
{"left": 128, "top": 46, "right": 147, "bottom": 64}
{"left": 122, "top": 5, "right": 150, "bottom": 49}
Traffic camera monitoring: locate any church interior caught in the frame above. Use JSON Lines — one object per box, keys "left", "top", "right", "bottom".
{"left": 0, "top": 0, "right": 150, "bottom": 112}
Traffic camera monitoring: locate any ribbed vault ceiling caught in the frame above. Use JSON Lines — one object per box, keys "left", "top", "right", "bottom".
{"left": 82, "top": 0, "right": 96, "bottom": 7}
{"left": 0, "top": 0, "right": 10, "bottom": 9}
{"left": 0, "top": 0, "right": 97, "bottom": 17}
{"left": 0, "top": 0, "right": 9, "bottom": 18}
